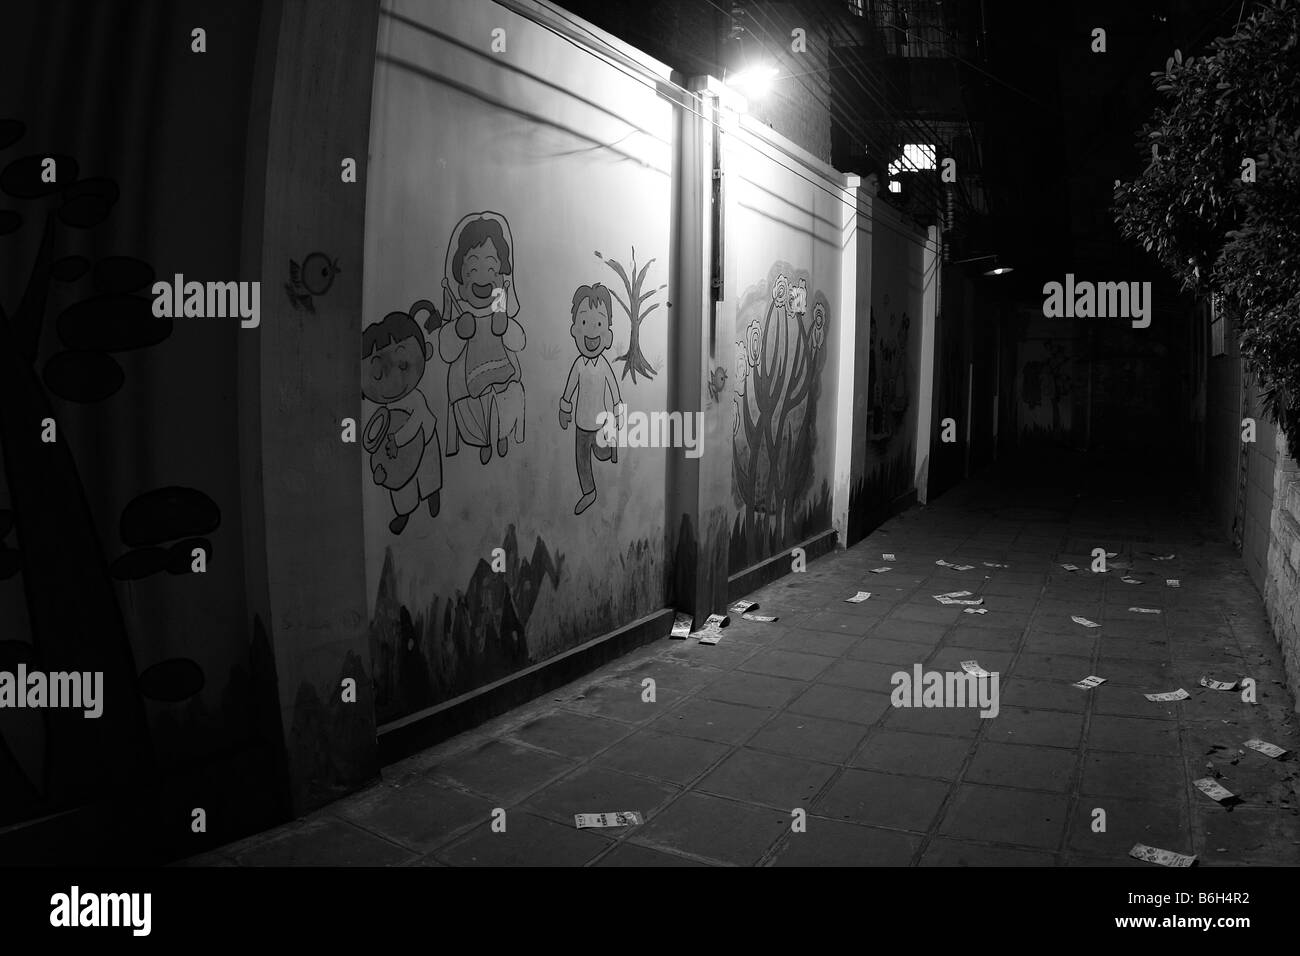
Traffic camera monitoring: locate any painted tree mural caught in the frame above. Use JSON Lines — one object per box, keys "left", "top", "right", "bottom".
{"left": 0, "top": 119, "right": 214, "bottom": 825}
{"left": 731, "top": 263, "right": 831, "bottom": 568}
{"left": 594, "top": 247, "right": 666, "bottom": 384}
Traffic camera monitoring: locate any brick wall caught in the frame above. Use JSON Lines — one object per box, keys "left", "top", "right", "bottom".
{"left": 1264, "top": 430, "right": 1300, "bottom": 710}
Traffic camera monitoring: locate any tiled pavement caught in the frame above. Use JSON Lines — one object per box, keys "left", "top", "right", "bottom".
{"left": 189, "top": 457, "right": 1300, "bottom": 866}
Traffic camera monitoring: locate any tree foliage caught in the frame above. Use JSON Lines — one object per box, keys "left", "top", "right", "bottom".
{"left": 1113, "top": 0, "right": 1300, "bottom": 449}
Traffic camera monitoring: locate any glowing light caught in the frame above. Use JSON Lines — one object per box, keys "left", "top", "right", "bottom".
{"left": 726, "top": 65, "right": 779, "bottom": 99}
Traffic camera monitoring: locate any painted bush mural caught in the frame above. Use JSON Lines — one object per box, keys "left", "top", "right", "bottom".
{"left": 730, "top": 262, "right": 833, "bottom": 571}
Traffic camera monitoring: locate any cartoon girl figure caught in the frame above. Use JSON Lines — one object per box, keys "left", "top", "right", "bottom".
{"left": 438, "top": 212, "right": 527, "bottom": 465}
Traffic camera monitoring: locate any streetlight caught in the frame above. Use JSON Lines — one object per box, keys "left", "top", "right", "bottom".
{"left": 725, "top": 64, "right": 779, "bottom": 100}
{"left": 952, "top": 254, "right": 1013, "bottom": 276}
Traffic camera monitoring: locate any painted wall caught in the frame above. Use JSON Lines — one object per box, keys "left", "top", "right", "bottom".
{"left": 362, "top": 0, "right": 676, "bottom": 725}
{"left": 724, "top": 119, "right": 844, "bottom": 574}
{"left": 849, "top": 199, "right": 925, "bottom": 532}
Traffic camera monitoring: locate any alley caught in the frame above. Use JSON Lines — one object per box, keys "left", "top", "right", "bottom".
{"left": 190, "top": 452, "right": 1300, "bottom": 867}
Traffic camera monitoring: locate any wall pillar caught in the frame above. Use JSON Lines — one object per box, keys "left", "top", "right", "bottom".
{"left": 914, "top": 225, "right": 940, "bottom": 504}
{"left": 831, "top": 175, "right": 861, "bottom": 545}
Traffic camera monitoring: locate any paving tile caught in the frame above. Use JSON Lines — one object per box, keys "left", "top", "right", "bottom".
{"left": 333, "top": 778, "right": 494, "bottom": 853}
{"left": 919, "top": 837, "right": 1056, "bottom": 866}
{"left": 235, "top": 816, "right": 415, "bottom": 866}
{"left": 435, "top": 811, "right": 612, "bottom": 866}
{"left": 1087, "top": 715, "right": 1182, "bottom": 756}
{"left": 650, "top": 698, "right": 771, "bottom": 744}
{"left": 1080, "top": 751, "right": 1185, "bottom": 805}
{"left": 507, "top": 711, "right": 635, "bottom": 759}
{"left": 748, "top": 712, "right": 870, "bottom": 764}
{"left": 815, "top": 769, "right": 950, "bottom": 831}
{"left": 523, "top": 765, "right": 679, "bottom": 826}
{"left": 771, "top": 820, "right": 920, "bottom": 866}
{"left": 595, "top": 843, "right": 709, "bottom": 866}
{"left": 789, "top": 685, "right": 893, "bottom": 725}
{"left": 852, "top": 729, "right": 972, "bottom": 779}
{"left": 938, "top": 784, "right": 1069, "bottom": 851}
{"left": 697, "top": 748, "right": 836, "bottom": 808}
{"left": 427, "top": 740, "right": 577, "bottom": 804}
{"left": 701, "top": 671, "right": 807, "bottom": 709}
{"left": 965, "top": 742, "right": 1076, "bottom": 792}
{"left": 770, "top": 629, "right": 860, "bottom": 658}
{"left": 738, "top": 648, "right": 835, "bottom": 681}
{"left": 1065, "top": 796, "right": 1190, "bottom": 859}
{"left": 982, "top": 708, "right": 1083, "bottom": 749}
{"left": 592, "top": 729, "right": 730, "bottom": 785}
{"left": 630, "top": 793, "right": 788, "bottom": 865}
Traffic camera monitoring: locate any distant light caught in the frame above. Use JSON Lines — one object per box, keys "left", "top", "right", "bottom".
{"left": 888, "top": 180, "right": 901, "bottom": 193}
{"left": 726, "top": 65, "right": 779, "bottom": 99}
{"left": 984, "top": 265, "right": 1013, "bottom": 276}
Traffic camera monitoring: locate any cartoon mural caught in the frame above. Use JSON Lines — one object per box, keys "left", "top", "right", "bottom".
{"left": 730, "top": 262, "right": 833, "bottom": 571}
{"left": 594, "top": 247, "right": 666, "bottom": 384}
{"left": 438, "top": 212, "right": 526, "bottom": 466}
{"left": 559, "top": 282, "right": 623, "bottom": 515}
{"left": 867, "top": 298, "right": 912, "bottom": 440}
{"left": 361, "top": 301, "right": 444, "bottom": 534}
{"left": 285, "top": 251, "right": 340, "bottom": 313}
{"left": 1020, "top": 337, "right": 1074, "bottom": 439}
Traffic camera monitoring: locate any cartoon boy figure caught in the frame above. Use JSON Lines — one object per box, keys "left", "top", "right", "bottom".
{"left": 362, "top": 308, "right": 443, "bottom": 534}
{"left": 558, "top": 283, "right": 623, "bottom": 515}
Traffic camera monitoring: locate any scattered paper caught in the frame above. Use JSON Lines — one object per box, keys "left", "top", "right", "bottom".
{"left": 1153, "top": 554, "right": 1176, "bottom": 561}
{"left": 729, "top": 600, "right": 757, "bottom": 615}
{"left": 1072, "top": 675, "right": 1107, "bottom": 690}
{"left": 938, "top": 597, "right": 984, "bottom": 606}
{"left": 960, "top": 660, "right": 992, "bottom": 677}
{"left": 1121, "top": 576, "right": 1143, "bottom": 584}
{"left": 935, "top": 559, "right": 953, "bottom": 567}
{"left": 1071, "top": 615, "right": 1100, "bottom": 628}
{"left": 743, "top": 612, "right": 778, "bottom": 623}
{"left": 1130, "top": 844, "right": 1196, "bottom": 867}
{"left": 882, "top": 553, "right": 896, "bottom": 562}
{"left": 1199, "top": 676, "right": 1238, "bottom": 692}
{"left": 1061, "top": 564, "right": 1080, "bottom": 572}
{"left": 953, "top": 564, "right": 975, "bottom": 571}
{"left": 982, "top": 561, "right": 1008, "bottom": 568}
{"left": 1193, "top": 778, "right": 1236, "bottom": 803}
{"left": 1243, "top": 738, "right": 1288, "bottom": 759}
{"left": 1129, "top": 607, "right": 1161, "bottom": 614}
{"left": 933, "top": 591, "right": 973, "bottom": 599}
{"left": 575, "top": 811, "right": 643, "bottom": 829}
{"left": 1145, "top": 688, "right": 1190, "bottom": 702}
{"left": 1105, "top": 551, "right": 1118, "bottom": 558}
{"left": 1166, "top": 579, "right": 1180, "bottom": 588}
{"left": 670, "top": 613, "right": 693, "bottom": 639}
{"left": 870, "top": 567, "right": 892, "bottom": 574}
{"left": 696, "top": 613, "right": 729, "bottom": 645}
{"left": 963, "top": 607, "right": 989, "bottom": 615}
{"left": 845, "top": 591, "right": 872, "bottom": 603}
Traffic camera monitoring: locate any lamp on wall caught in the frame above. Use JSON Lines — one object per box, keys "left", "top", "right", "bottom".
{"left": 951, "top": 254, "right": 1013, "bottom": 276}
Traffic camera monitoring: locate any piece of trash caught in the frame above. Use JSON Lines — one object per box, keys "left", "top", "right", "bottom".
{"left": 939, "top": 597, "right": 984, "bottom": 606}
{"left": 1072, "top": 675, "right": 1106, "bottom": 690}
{"left": 845, "top": 591, "right": 872, "bottom": 603}
{"left": 1105, "top": 551, "right": 1118, "bottom": 558}
{"left": 1061, "top": 564, "right": 1080, "bottom": 571}
{"left": 696, "top": 613, "right": 729, "bottom": 645}
{"left": 575, "top": 811, "right": 643, "bottom": 829}
{"left": 1071, "top": 615, "right": 1100, "bottom": 628}
{"left": 1130, "top": 843, "right": 1195, "bottom": 867}
{"left": 935, "top": 559, "right": 953, "bottom": 567}
{"left": 729, "top": 600, "right": 757, "bottom": 615}
{"left": 1199, "top": 676, "right": 1238, "bottom": 691}
{"left": 743, "top": 612, "right": 778, "bottom": 623}
{"left": 870, "top": 567, "right": 892, "bottom": 574}
{"left": 953, "top": 564, "right": 975, "bottom": 571}
{"left": 1153, "top": 554, "right": 1176, "bottom": 561}
{"left": 671, "top": 613, "right": 693, "bottom": 638}
{"left": 1166, "top": 579, "right": 1180, "bottom": 588}
{"left": 934, "top": 591, "right": 974, "bottom": 599}
{"left": 964, "top": 607, "right": 989, "bottom": 615}
{"left": 1145, "top": 689, "right": 1190, "bottom": 702}
{"left": 1193, "top": 778, "right": 1236, "bottom": 804}
{"left": 1244, "top": 738, "right": 1288, "bottom": 759}
{"left": 1129, "top": 607, "right": 1162, "bottom": 614}
{"left": 983, "top": 561, "right": 1008, "bottom": 568}
{"left": 882, "top": 553, "right": 896, "bottom": 562}
{"left": 960, "top": 660, "right": 992, "bottom": 677}
{"left": 1121, "top": 576, "right": 1143, "bottom": 584}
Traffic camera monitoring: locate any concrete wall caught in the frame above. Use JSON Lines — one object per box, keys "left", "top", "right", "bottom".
{"left": 1264, "top": 431, "right": 1300, "bottom": 709}
{"left": 361, "top": 0, "right": 677, "bottom": 727}
{"left": 724, "top": 114, "right": 848, "bottom": 573}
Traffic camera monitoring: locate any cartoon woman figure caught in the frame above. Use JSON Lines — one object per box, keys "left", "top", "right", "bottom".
{"left": 438, "top": 212, "right": 527, "bottom": 465}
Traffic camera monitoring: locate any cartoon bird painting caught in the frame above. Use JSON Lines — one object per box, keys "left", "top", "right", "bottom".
{"left": 707, "top": 365, "right": 728, "bottom": 403}
{"left": 285, "top": 252, "right": 341, "bottom": 313}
